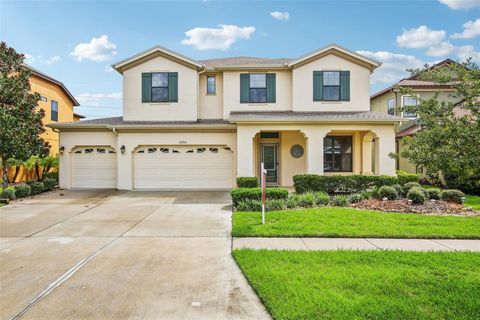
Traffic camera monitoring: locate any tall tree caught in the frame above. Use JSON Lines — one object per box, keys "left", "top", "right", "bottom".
{"left": 0, "top": 42, "right": 49, "bottom": 187}
{"left": 399, "top": 59, "right": 480, "bottom": 194}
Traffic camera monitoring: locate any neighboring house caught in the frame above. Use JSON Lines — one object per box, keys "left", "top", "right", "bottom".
{"left": 49, "top": 44, "right": 402, "bottom": 190}
{"left": 26, "top": 65, "right": 81, "bottom": 155}
{"left": 370, "top": 59, "right": 461, "bottom": 174}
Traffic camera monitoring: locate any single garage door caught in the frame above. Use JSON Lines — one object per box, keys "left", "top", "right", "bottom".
{"left": 71, "top": 147, "right": 117, "bottom": 189}
{"left": 134, "top": 146, "right": 233, "bottom": 189}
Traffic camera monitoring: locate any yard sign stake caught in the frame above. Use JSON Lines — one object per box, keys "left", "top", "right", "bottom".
{"left": 261, "top": 162, "right": 267, "bottom": 225}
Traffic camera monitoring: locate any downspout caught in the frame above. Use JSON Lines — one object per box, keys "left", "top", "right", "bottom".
{"left": 197, "top": 65, "right": 207, "bottom": 121}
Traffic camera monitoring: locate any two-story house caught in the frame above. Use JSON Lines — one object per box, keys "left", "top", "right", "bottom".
{"left": 49, "top": 44, "right": 402, "bottom": 190}
{"left": 370, "top": 59, "right": 460, "bottom": 173}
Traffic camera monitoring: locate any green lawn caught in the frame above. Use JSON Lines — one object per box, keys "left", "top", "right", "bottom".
{"left": 232, "top": 207, "right": 480, "bottom": 239}
{"left": 465, "top": 194, "right": 480, "bottom": 209}
{"left": 233, "top": 250, "right": 480, "bottom": 320}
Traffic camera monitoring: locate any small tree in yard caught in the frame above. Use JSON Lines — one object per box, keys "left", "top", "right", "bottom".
{"left": 0, "top": 42, "right": 49, "bottom": 187}
{"left": 398, "top": 59, "right": 480, "bottom": 194}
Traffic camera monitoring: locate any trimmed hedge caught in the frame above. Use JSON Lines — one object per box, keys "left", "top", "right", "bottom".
{"left": 231, "top": 188, "right": 289, "bottom": 206}
{"left": 378, "top": 186, "right": 398, "bottom": 200}
{"left": 15, "top": 184, "right": 31, "bottom": 198}
{"left": 43, "top": 178, "right": 57, "bottom": 191}
{"left": 42, "top": 172, "right": 59, "bottom": 182}
{"left": 441, "top": 189, "right": 465, "bottom": 204}
{"left": 396, "top": 170, "right": 419, "bottom": 186}
{"left": 293, "top": 174, "right": 398, "bottom": 194}
{"left": 1, "top": 187, "right": 16, "bottom": 200}
{"left": 30, "top": 182, "right": 44, "bottom": 195}
{"left": 236, "top": 177, "right": 258, "bottom": 188}
{"left": 407, "top": 187, "right": 426, "bottom": 204}
{"left": 427, "top": 188, "right": 442, "bottom": 200}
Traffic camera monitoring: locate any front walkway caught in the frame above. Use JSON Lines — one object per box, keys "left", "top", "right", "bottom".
{"left": 233, "top": 237, "right": 480, "bottom": 251}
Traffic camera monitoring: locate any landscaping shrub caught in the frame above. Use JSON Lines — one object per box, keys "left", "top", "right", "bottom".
{"left": 392, "top": 184, "right": 404, "bottom": 197}
{"left": 26, "top": 180, "right": 35, "bottom": 186}
{"left": 14, "top": 184, "right": 31, "bottom": 198}
{"left": 444, "top": 172, "right": 480, "bottom": 195}
{"left": 404, "top": 182, "right": 421, "bottom": 193}
{"left": 313, "top": 192, "right": 330, "bottom": 206}
{"left": 42, "top": 171, "right": 59, "bottom": 182}
{"left": 297, "top": 193, "right": 315, "bottom": 207}
{"left": 427, "top": 188, "right": 442, "bottom": 200}
{"left": 371, "top": 187, "right": 382, "bottom": 199}
{"left": 286, "top": 195, "right": 300, "bottom": 209}
{"left": 349, "top": 193, "right": 363, "bottom": 203}
{"left": 378, "top": 186, "right": 398, "bottom": 200}
{"left": 231, "top": 188, "right": 289, "bottom": 206}
{"left": 441, "top": 189, "right": 465, "bottom": 204}
{"left": 293, "top": 174, "right": 398, "bottom": 194}
{"left": 236, "top": 177, "right": 258, "bottom": 188}
{"left": 330, "top": 195, "right": 350, "bottom": 207}
{"left": 266, "top": 199, "right": 287, "bottom": 211}
{"left": 42, "top": 178, "right": 57, "bottom": 191}
{"left": 30, "top": 182, "right": 44, "bottom": 195}
{"left": 359, "top": 190, "right": 374, "bottom": 200}
{"left": 236, "top": 199, "right": 262, "bottom": 212}
{"left": 1, "top": 187, "right": 16, "bottom": 200}
{"left": 407, "top": 187, "right": 426, "bottom": 204}
{"left": 396, "top": 170, "right": 419, "bottom": 186}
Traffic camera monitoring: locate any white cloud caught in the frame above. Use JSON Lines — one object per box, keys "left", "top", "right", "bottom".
{"left": 438, "top": 0, "right": 480, "bottom": 10}
{"left": 70, "top": 35, "right": 117, "bottom": 62}
{"left": 426, "top": 41, "right": 456, "bottom": 56}
{"left": 357, "top": 50, "right": 425, "bottom": 85}
{"left": 451, "top": 18, "right": 480, "bottom": 39}
{"left": 396, "top": 26, "right": 446, "bottom": 48}
{"left": 270, "top": 11, "right": 290, "bottom": 21}
{"left": 456, "top": 45, "right": 480, "bottom": 61}
{"left": 25, "top": 54, "right": 61, "bottom": 65}
{"left": 75, "top": 92, "right": 122, "bottom": 106}
{"left": 181, "top": 24, "right": 255, "bottom": 50}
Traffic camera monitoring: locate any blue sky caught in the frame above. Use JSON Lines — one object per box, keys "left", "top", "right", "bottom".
{"left": 1, "top": 0, "right": 479, "bottom": 119}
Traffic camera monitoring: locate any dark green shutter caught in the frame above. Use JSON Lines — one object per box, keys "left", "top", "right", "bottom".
{"left": 340, "top": 71, "right": 350, "bottom": 101}
{"left": 240, "top": 74, "right": 250, "bottom": 103}
{"left": 266, "top": 73, "right": 276, "bottom": 103}
{"left": 313, "top": 71, "right": 323, "bottom": 101}
{"left": 168, "top": 72, "right": 178, "bottom": 102}
{"left": 141, "top": 73, "right": 152, "bottom": 102}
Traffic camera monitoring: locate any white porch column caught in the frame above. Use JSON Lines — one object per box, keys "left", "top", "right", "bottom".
{"left": 303, "top": 128, "right": 329, "bottom": 175}
{"left": 362, "top": 133, "right": 373, "bottom": 175}
{"left": 376, "top": 126, "right": 397, "bottom": 176}
{"left": 236, "top": 126, "right": 258, "bottom": 177}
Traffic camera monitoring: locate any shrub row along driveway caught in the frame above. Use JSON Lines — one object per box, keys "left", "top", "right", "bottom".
{"left": 0, "top": 190, "right": 269, "bottom": 320}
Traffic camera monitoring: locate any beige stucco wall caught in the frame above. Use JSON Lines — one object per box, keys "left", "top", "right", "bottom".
{"left": 199, "top": 73, "right": 223, "bottom": 119}
{"left": 371, "top": 91, "right": 396, "bottom": 114}
{"left": 279, "top": 131, "right": 307, "bottom": 186}
{"left": 122, "top": 56, "right": 199, "bottom": 121}
{"left": 222, "top": 70, "right": 292, "bottom": 119}
{"left": 292, "top": 54, "right": 371, "bottom": 112}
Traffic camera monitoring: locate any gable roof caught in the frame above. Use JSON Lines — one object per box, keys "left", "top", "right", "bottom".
{"left": 200, "top": 56, "right": 290, "bottom": 70}
{"left": 24, "top": 64, "right": 79, "bottom": 106}
{"left": 287, "top": 44, "right": 381, "bottom": 71}
{"left": 112, "top": 45, "right": 204, "bottom": 73}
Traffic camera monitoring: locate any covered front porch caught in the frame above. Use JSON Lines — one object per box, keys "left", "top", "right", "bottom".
{"left": 236, "top": 124, "right": 396, "bottom": 187}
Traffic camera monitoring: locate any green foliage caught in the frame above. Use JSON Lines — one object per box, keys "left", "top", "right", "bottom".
{"left": 231, "top": 188, "right": 289, "bottom": 206}
{"left": 236, "top": 177, "right": 258, "bottom": 188}
{"left": 286, "top": 195, "right": 300, "bottom": 209}
{"left": 266, "top": 199, "right": 287, "bottom": 211}
{"left": 404, "top": 182, "right": 421, "bottom": 192}
{"left": 14, "top": 184, "right": 31, "bottom": 198}
{"left": 407, "top": 187, "right": 426, "bottom": 204}
{"left": 30, "top": 181, "right": 44, "bottom": 195}
{"left": 427, "top": 188, "right": 442, "bottom": 200}
{"left": 396, "top": 170, "right": 419, "bottom": 186}
{"left": 441, "top": 189, "right": 465, "bottom": 204}
{"left": 359, "top": 190, "right": 374, "bottom": 200}
{"left": 0, "top": 42, "right": 50, "bottom": 187}
{"left": 293, "top": 174, "right": 398, "bottom": 194}
{"left": 392, "top": 184, "right": 404, "bottom": 197}
{"left": 296, "top": 193, "right": 315, "bottom": 207}
{"left": 399, "top": 60, "right": 480, "bottom": 194}
{"left": 236, "top": 199, "right": 262, "bottom": 212}
{"left": 378, "top": 186, "right": 398, "bottom": 200}
{"left": 1, "top": 186, "right": 15, "bottom": 200}
{"left": 42, "top": 178, "right": 57, "bottom": 191}
{"left": 330, "top": 195, "right": 350, "bottom": 207}
{"left": 313, "top": 192, "right": 330, "bottom": 206}
{"left": 42, "top": 171, "right": 59, "bottom": 182}
{"left": 349, "top": 193, "right": 363, "bottom": 203}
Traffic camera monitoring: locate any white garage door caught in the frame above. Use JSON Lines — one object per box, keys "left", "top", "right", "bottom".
{"left": 71, "top": 147, "right": 117, "bottom": 189}
{"left": 134, "top": 146, "right": 233, "bottom": 189}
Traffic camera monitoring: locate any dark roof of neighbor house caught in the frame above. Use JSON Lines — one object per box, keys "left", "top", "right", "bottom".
{"left": 24, "top": 64, "right": 80, "bottom": 106}
{"left": 73, "top": 113, "right": 85, "bottom": 119}
{"left": 229, "top": 111, "right": 403, "bottom": 122}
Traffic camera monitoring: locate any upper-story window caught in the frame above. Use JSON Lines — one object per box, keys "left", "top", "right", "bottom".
{"left": 240, "top": 73, "right": 276, "bottom": 104}
{"left": 402, "top": 96, "right": 417, "bottom": 118}
{"left": 141, "top": 72, "right": 178, "bottom": 103}
{"left": 51, "top": 100, "right": 58, "bottom": 121}
{"left": 207, "top": 75, "right": 216, "bottom": 94}
{"left": 313, "top": 71, "right": 350, "bottom": 101}
{"left": 387, "top": 98, "right": 395, "bottom": 115}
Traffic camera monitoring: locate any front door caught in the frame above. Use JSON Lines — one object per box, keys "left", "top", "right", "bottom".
{"left": 261, "top": 144, "right": 278, "bottom": 185}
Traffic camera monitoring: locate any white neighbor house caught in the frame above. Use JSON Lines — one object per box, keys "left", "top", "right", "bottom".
{"left": 49, "top": 44, "right": 402, "bottom": 190}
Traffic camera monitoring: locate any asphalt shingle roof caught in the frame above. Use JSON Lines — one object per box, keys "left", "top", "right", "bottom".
{"left": 199, "top": 56, "right": 291, "bottom": 68}
{"left": 229, "top": 111, "right": 403, "bottom": 122}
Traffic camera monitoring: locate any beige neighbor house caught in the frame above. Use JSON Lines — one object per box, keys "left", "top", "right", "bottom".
{"left": 49, "top": 44, "right": 403, "bottom": 190}
{"left": 370, "top": 59, "right": 460, "bottom": 174}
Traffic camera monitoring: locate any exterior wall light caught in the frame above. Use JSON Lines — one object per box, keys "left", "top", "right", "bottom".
{"left": 121, "top": 145, "right": 126, "bottom": 154}
{"left": 59, "top": 146, "right": 65, "bottom": 155}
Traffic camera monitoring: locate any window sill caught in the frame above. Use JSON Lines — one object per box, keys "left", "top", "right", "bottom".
{"left": 314, "top": 100, "right": 349, "bottom": 103}
{"left": 206, "top": 93, "right": 217, "bottom": 96}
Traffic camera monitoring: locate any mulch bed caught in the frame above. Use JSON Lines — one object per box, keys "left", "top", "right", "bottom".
{"left": 350, "top": 198, "right": 480, "bottom": 216}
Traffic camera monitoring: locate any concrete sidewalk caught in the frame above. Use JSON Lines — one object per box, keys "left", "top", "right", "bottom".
{"left": 233, "top": 237, "right": 480, "bottom": 252}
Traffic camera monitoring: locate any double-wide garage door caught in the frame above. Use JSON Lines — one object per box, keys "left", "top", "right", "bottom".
{"left": 71, "top": 147, "right": 117, "bottom": 189}
{"left": 133, "top": 145, "right": 233, "bottom": 189}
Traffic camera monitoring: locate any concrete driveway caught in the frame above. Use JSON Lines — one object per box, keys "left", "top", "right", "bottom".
{"left": 0, "top": 190, "right": 269, "bottom": 320}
